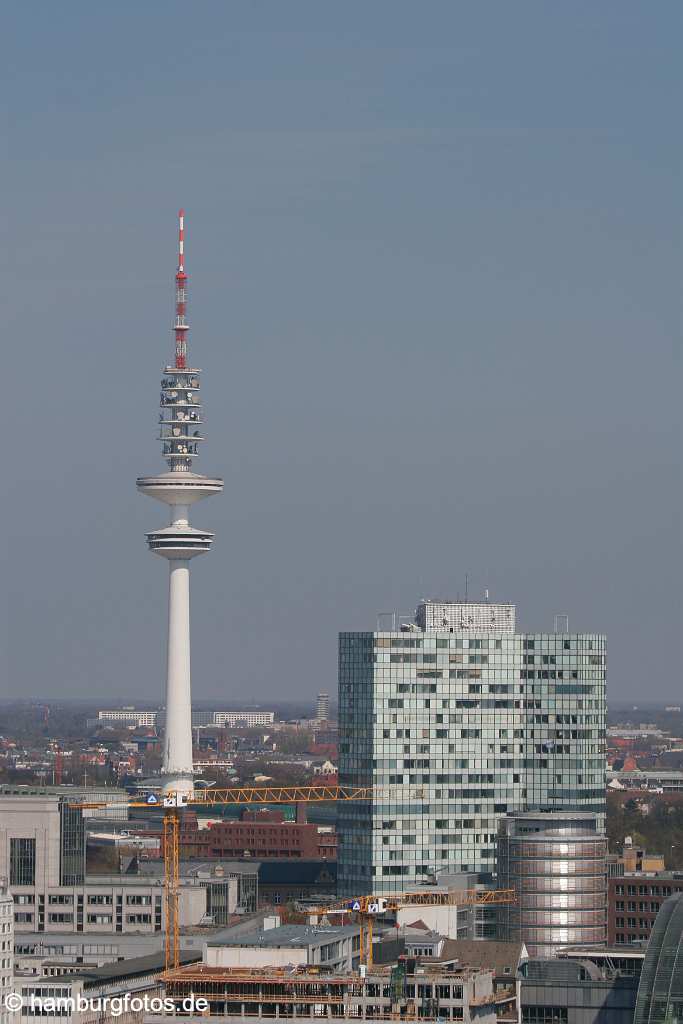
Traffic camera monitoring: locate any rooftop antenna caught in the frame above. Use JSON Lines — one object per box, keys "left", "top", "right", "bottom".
{"left": 464, "top": 573, "right": 469, "bottom": 601}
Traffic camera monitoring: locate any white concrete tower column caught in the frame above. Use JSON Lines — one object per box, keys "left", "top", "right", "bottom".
{"left": 136, "top": 211, "right": 223, "bottom": 801}
{"left": 165, "top": 559, "right": 192, "bottom": 777}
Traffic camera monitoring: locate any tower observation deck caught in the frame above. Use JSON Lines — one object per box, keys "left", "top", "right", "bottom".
{"left": 136, "top": 211, "right": 223, "bottom": 798}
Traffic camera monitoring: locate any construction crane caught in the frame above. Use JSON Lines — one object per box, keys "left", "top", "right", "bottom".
{"left": 71, "top": 784, "right": 515, "bottom": 973}
{"left": 306, "top": 888, "right": 516, "bottom": 968}
{"left": 158, "top": 785, "right": 372, "bottom": 972}
{"left": 70, "top": 784, "right": 375, "bottom": 972}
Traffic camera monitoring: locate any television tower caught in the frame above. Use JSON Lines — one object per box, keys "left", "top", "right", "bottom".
{"left": 137, "top": 211, "right": 223, "bottom": 799}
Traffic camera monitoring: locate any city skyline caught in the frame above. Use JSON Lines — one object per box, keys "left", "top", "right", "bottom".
{"left": 5, "top": 2, "right": 681, "bottom": 702}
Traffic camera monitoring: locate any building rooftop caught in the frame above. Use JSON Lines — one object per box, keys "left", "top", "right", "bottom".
{"left": 72, "top": 950, "right": 201, "bottom": 986}
{"left": 607, "top": 770, "right": 683, "bottom": 779}
{"left": 0, "top": 785, "right": 128, "bottom": 800}
{"left": 207, "top": 923, "right": 358, "bottom": 949}
{"left": 504, "top": 809, "right": 599, "bottom": 820}
{"left": 433, "top": 940, "right": 527, "bottom": 978}
{"left": 418, "top": 599, "right": 515, "bottom": 608}
{"left": 522, "top": 959, "right": 607, "bottom": 983}
{"left": 559, "top": 944, "right": 646, "bottom": 959}
{"left": 165, "top": 960, "right": 487, "bottom": 984}
{"left": 612, "top": 869, "right": 683, "bottom": 880}
{"left": 138, "top": 859, "right": 261, "bottom": 879}
{"left": 258, "top": 860, "right": 337, "bottom": 885}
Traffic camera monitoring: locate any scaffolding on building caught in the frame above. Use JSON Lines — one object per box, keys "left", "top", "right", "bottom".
{"left": 162, "top": 961, "right": 504, "bottom": 1020}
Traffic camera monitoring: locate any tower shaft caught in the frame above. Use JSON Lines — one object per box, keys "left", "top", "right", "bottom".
{"left": 164, "top": 559, "right": 193, "bottom": 791}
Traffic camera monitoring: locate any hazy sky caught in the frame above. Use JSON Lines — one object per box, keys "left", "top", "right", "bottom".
{"left": 4, "top": 3, "right": 681, "bottom": 705}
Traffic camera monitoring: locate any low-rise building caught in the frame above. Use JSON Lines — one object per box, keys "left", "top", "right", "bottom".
{"left": 212, "top": 711, "right": 275, "bottom": 728}
{"left": 519, "top": 959, "right": 638, "bottom": 1024}
{"left": 606, "top": 770, "right": 683, "bottom": 792}
{"left": 179, "top": 806, "right": 336, "bottom": 861}
{"left": 0, "top": 793, "right": 208, "bottom": 935}
{"left": 556, "top": 945, "right": 644, "bottom": 980}
{"left": 138, "top": 859, "right": 259, "bottom": 916}
{"left": 606, "top": 840, "right": 665, "bottom": 877}
{"left": 12, "top": 919, "right": 269, "bottom": 965}
{"left": 258, "top": 860, "right": 337, "bottom": 905}
{"left": 14, "top": 951, "right": 200, "bottom": 1024}
{"left": 96, "top": 710, "right": 158, "bottom": 729}
{"left": 608, "top": 871, "right": 683, "bottom": 945}
{"left": 206, "top": 922, "right": 361, "bottom": 972}
{"left": 12, "top": 876, "right": 206, "bottom": 936}
{"left": 160, "top": 953, "right": 498, "bottom": 1022}
{"left": 0, "top": 786, "right": 129, "bottom": 821}
{"left": 418, "top": 939, "right": 526, "bottom": 1024}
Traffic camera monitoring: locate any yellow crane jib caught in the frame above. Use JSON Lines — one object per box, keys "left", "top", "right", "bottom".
{"left": 66, "top": 787, "right": 516, "bottom": 975}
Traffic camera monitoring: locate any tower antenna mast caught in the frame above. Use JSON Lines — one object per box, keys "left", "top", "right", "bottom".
{"left": 175, "top": 209, "right": 188, "bottom": 369}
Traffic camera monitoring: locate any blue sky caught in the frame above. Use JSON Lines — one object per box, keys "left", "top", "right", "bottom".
{"left": 5, "top": 2, "right": 681, "bottom": 702}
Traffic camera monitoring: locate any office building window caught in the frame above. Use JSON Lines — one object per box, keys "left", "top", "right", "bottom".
{"left": 10, "top": 838, "right": 36, "bottom": 886}
{"left": 523, "top": 1009, "right": 569, "bottom": 1024}
{"left": 60, "top": 803, "right": 85, "bottom": 886}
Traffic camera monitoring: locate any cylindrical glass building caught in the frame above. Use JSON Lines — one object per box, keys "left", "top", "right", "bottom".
{"left": 634, "top": 892, "right": 683, "bottom": 1024}
{"left": 497, "top": 810, "right": 607, "bottom": 957}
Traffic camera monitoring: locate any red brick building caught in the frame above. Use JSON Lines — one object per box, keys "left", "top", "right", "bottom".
{"left": 609, "top": 872, "right": 683, "bottom": 944}
{"left": 178, "top": 805, "right": 337, "bottom": 861}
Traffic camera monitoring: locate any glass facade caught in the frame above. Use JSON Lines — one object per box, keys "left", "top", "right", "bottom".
{"left": 10, "top": 838, "right": 36, "bottom": 886}
{"left": 59, "top": 803, "right": 85, "bottom": 886}
{"left": 634, "top": 893, "right": 683, "bottom": 1024}
{"left": 497, "top": 811, "right": 607, "bottom": 956}
{"left": 338, "top": 627, "right": 606, "bottom": 896}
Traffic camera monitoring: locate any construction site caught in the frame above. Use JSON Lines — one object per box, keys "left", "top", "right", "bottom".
{"left": 159, "top": 958, "right": 506, "bottom": 1021}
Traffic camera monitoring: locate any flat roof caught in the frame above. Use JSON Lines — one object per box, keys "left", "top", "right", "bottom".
{"left": 72, "top": 950, "right": 201, "bottom": 985}
{"left": 558, "top": 946, "right": 646, "bottom": 959}
{"left": 607, "top": 770, "right": 683, "bottom": 779}
{"left": 418, "top": 599, "right": 515, "bottom": 606}
{"left": 208, "top": 924, "right": 358, "bottom": 949}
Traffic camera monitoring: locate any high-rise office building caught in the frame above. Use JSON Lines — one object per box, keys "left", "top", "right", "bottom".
{"left": 338, "top": 599, "right": 606, "bottom": 896}
{"left": 316, "top": 693, "right": 330, "bottom": 721}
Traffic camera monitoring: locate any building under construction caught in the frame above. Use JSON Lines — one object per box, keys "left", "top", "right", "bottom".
{"left": 161, "top": 957, "right": 502, "bottom": 1021}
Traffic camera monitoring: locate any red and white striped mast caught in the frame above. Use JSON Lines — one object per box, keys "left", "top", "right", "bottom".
{"left": 175, "top": 209, "right": 188, "bottom": 369}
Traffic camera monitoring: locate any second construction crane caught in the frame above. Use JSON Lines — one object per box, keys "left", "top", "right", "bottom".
{"left": 307, "top": 888, "right": 516, "bottom": 969}
{"left": 74, "top": 785, "right": 515, "bottom": 975}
